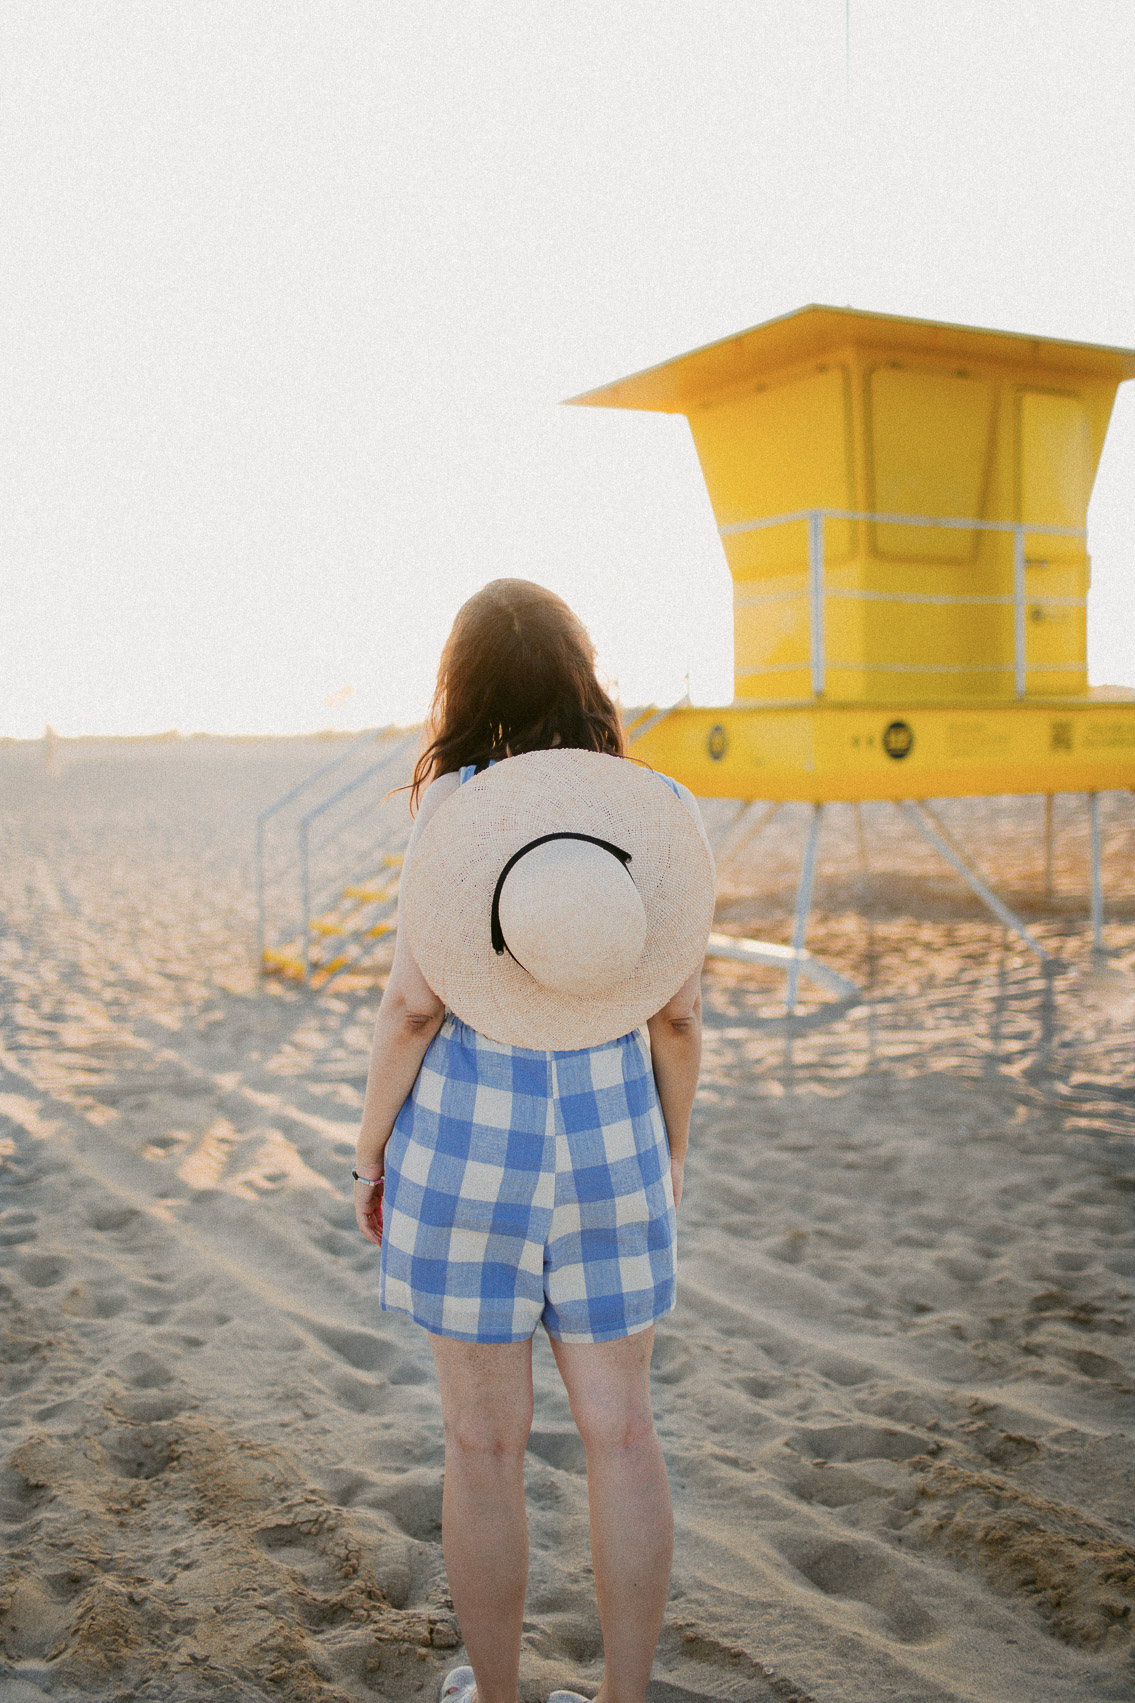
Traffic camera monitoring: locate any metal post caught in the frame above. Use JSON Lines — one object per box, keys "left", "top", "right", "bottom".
{"left": 713, "top": 800, "right": 782, "bottom": 878}
{"left": 300, "top": 819, "right": 312, "bottom": 985}
{"left": 1089, "top": 792, "right": 1104, "bottom": 954}
{"left": 902, "top": 801, "right": 1048, "bottom": 961}
{"left": 708, "top": 798, "right": 751, "bottom": 861}
{"left": 1043, "top": 794, "right": 1054, "bottom": 901}
{"left": 854, "top": 801, "right": 869, "bottom": 873}
{"left": 627, "top": 700, "right": 682, "bottom": 745}
{"left": 255, "top": 816, "right": 266, "bottom": 974}
{"left": 786, "top": 804, "right": 822, "bottom": 1013}
{"left": 707, "top": 930, "right": 858, "bottom": 999}
{"left": 808, "top": 510, "right": 825, "bottom": 697}
{"left": 1013, "top": 526, "right": 1026, "bottom": 698}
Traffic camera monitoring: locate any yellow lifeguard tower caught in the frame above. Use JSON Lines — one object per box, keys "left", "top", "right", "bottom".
{"left": 571, "top": 305, "right": 1135, "bottom": 994}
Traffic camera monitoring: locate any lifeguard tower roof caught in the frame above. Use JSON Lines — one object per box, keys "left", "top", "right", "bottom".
{"left": 568, "top": 304, "right": 1135, "bottom": 413}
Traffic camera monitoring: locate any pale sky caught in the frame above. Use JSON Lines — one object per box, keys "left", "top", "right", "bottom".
{"left": 3, "top": 1, "right": 1133, "bottom": 739}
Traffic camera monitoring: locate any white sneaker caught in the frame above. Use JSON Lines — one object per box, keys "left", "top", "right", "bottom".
{"left": 441, "top": 1667, "right": 476, "bottom": 1703}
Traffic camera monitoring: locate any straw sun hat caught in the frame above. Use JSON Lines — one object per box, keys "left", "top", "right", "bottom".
{"left": 400, "top": 749, "right": 715, "bottom": 1050}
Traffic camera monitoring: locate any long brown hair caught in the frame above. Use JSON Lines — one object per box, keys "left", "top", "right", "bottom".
{"left": 410, "top": 579, "right": 625, "bottom": 809}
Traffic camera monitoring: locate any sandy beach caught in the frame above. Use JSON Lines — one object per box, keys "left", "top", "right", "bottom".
{"left": 1, "top": 733, "right": 1132, "bottom": 1703}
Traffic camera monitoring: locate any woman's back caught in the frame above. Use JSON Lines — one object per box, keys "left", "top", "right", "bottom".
{"left": 353, "top": 578, "right": 713, "bottom": 1703}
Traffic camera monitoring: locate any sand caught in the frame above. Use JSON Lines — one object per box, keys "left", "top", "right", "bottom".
{"left": 0, "top": 733, "right": 1132, "bottom": 1703}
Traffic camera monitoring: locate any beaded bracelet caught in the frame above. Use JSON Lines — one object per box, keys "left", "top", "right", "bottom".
{"left": 352, "top": 1170, "right": 384, "bottom": 1188}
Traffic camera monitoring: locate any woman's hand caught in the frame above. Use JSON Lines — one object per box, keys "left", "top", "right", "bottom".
{"left": 669, "top": 1155, "right": 685, "bottom": 1212}
{"left": 354, "top": 1176, "right": 385, "bottom": 1246}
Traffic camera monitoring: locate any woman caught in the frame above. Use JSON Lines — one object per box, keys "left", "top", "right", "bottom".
{"left": 353, "top": 579, "right": 713, "bottom": 1703}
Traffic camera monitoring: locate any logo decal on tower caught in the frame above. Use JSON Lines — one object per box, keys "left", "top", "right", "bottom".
{"left": 707, "top": 724, "right": 729, "bottom": 761}
{"left": 883, "top": 721, "right": 914, "bottom": 760}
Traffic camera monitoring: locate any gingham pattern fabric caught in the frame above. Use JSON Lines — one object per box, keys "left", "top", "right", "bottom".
{"left": 380, "top": 1015, "right": 676, "bottom": 1343}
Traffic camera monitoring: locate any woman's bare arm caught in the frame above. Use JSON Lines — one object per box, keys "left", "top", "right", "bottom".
{"left": 646, "top": 963, "right": 703, "bottom": 1210}
{"left": 645, "top": 777, "right": 710, "bottom": 1210}
{"left": 353, "top": 773, "right": 458, "bottom": 1244}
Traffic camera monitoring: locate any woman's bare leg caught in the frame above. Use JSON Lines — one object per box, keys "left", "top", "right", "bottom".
{"left": 429, "top": 1334, "right": 534, "bottom": 1703}
{"left": 550, "top": 1327, "right": 672, "bottom": 1703}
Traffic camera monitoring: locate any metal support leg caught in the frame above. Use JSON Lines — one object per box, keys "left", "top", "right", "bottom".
{"left": 714, "top": 800, "right": 782, "bottom": 877}
{"left": 709, "top": 798, "right": 753, "bottom": 862}
{"left": 1013, "top": 526, "right": 1026, "bottom": 698}
{"left": 808, "top": 512, "right": 826, "bottom": 697}
{"left": 300, "top": 820, "right": 312, "bottom": 985}
{"left": 255, "top": 817, "right": 266, "bottom": 974}
{"left": 854, "top": 800, "right": 869, "bottom": 873}
{"left": 902, "top": 801, "right": 1048, "bottom": 962}
{"left": 786, "top": 805, "right": 822, "bottom": 1013}
{"left": 1043, "top": 794, "right": 1054, "bottom": 901}
{"left": 707, "top": 931, "right": 858, "bottom": 998}
{"left": 627, "top": 702, "right": 681, "bottom": 745}
{"left": 1089, "top": 792, "right": 1104, "bottom": 954}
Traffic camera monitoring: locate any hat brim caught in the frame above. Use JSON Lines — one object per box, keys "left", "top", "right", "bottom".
{"left": 400, "top": 750, "right": 715, "bottom": 1049}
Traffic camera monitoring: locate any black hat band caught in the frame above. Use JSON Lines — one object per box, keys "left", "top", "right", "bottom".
{"left": 490, "top": 832, "right": 633, "bottom": 960}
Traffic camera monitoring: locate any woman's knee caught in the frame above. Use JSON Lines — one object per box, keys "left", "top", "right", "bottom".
{"left": 439, "top": 1376, "right": 531, "bottom": 1457}
{"left": 571, "top": 1389, "right": 656, "bottom": 1458}
{"left": 442, "top": 1400, "right": 533, "bottom": 1465}
{"left": 431, "top": 1334, "right": 533, "bottom": 1466}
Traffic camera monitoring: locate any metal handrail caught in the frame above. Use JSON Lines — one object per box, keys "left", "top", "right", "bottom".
{"left": 299, "top": 729, "right": 420, "bottom": 829}
{"left": 256, "top": 726, "right": 418, "bottom": 974}
{"left": 292, "top": 730, "right": 419, "bottom": 978}
{"left": 256, "top": 725, "right": 391, "bottom": 828}
{"left": 719, "top": 507, "right": 1086, "bottom": 538}
{"left": 306, "top": 786, "right": 410, "bottom": 862}
{"left": 735, "top": 586, "right": 1086, "bottom": 608}
{"left": 310, "top": 910, "right": 400, "bottom": 991}
{"left": 628, "top": 699, "right": 687, "bottom": 745}
{"left": 255, "top": 725, "right": 396, "bottom": 963}
{"left": 306, "top": 835, "right": 405, "bottom": 922}
{"left": 718, "top": 506, "right": 1088, "bottom": 701}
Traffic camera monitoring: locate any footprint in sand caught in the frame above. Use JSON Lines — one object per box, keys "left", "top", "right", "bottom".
{"left": 809, "top": 1353, "right": 874, "bottom": 1387}
{"left": 0, "top": 1451, "right": 55, "bottom": 1524}
{"left": 735, "top": 1372, "right": 780, "bottom": 1401}
{"left": 308, "top": 1322, "right": 393, "bottom": 1373}
{"left": 788, "top": 1462, "right": 894, "bottom": 1509}
{"left": 325, "top": 1371, "right": 386, "bottom": 1414}
{"left": 650, "top": 1332, "right": 694, "bottom": 1386}
{"left": 83, "top": 1204, "right": 143, "bottom": 1236}
{"left": 171, "top": 1305, "right": 232, "bottom": 1332}
{"left": 15, "top": 1253, "right": 69, "bottom": 1289}
{"left": 0, "top": 1208, "right": 38, "bottom": 1247}
{"left": 309, "top": 1321, "right": 429, "bottom": 1385}
{"left": 367, "top": 1469, "right": 443, "bottom": 1542}
{"left": 101, "top": 1422, "right": 177, "bottom": 1481}
{"left": 321, "top": 1468, "right": 384, "bottom": 1509}
{"left": 62, "top": 1279, "right": 130, "bottom": 1319}
{"left": 526, "top": 1429, "right": 587, "bottom": 1476}
{"left": 1060, "top": 1347, "right": 1130, "bottom": 1384}
{"left": 111, "top": 1351, "right": 185, "bottom": 1421}
{"left": 792, "top": 1423, "right": 930, "bottom": 1464}
{"left": 116, "top": 1349, "right": 175, "bottom": 1390}
{"left": 775, "top": 1535, "right": 940, "bottom": 1644}
{"left": 536, "top": 1608, "right": 604, "bottom": 1663}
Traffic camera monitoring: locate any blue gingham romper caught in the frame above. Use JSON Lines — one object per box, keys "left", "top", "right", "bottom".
{"left": 378, "top": 764, "right": 680, "bottom": 1344}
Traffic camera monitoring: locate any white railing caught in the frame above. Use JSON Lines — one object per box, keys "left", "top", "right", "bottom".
{"left": 255, "top": 728, "right": 419, "bottom": 983}
{"left": 720, "top": 508, "right": 1087, "bottom": 699}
